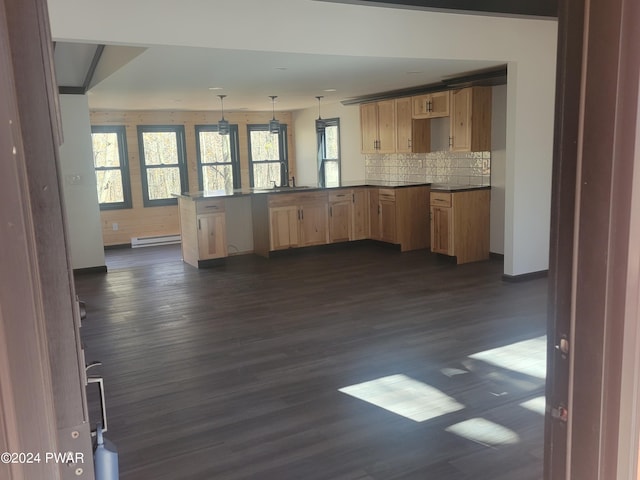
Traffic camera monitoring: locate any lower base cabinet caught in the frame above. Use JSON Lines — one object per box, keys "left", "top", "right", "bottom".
{"left": 430, "top": 189, "right": 490, "bottom": 264}
{"left": 178, "top": 197, "right": 228, "bottom": 268}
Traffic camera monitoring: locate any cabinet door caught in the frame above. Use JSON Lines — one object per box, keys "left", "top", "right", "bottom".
{"left": 352, "top": 189, "right": 369, "bottom": 240}
{"left": 379, "top": 199, "right": 397, "bottom": 244}
{"left": 376, "top": 99, "right": 396, "bottom": 153}
{"left": 450, "top": 88, "right": 472, "bottom": 152}
{"left": 429, "top": 91, "right": 450, "bottom": 118}
{"left": 369, "top": 188, "right": 380, "bottom": 240}
{"left": 360, "top": 103, "right": 379, "bottom": 153}
{"left": 197, "top": 213, "right": 227, "bottom": 259}
{"left": 329, "top": 201, "right": 351, "bottom": 243}
{"left": 430, "top": 206, "right": 453, "bottom": 254}
{"left": 270, "top": 206, "right": 299, "bottom": 250}
{"left": 395, "top": 97, "right": 413, "bottom": 153}
{"left": 300, "top": 202, "right": 328, "bottom": 246}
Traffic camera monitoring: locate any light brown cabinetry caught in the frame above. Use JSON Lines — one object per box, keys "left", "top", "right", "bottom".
{"left": 412, "top": 91, "right": 450, "bottom": 118}
{"left": 449, "top": 87, "right": 492, "bottom": 152}
{"left": 396, "top": 97, "right": 430, "bottom": 153}
{"left": 328, "top": 189, "right": 371, "bottom": 243}
{"left": 370, "top": 186, "right": 430, "bottom": 251}
{"left": 253, "top": 191, "right": 329, "bottom": 255}
{"left": 430, "top": 189, "right": 490, "bottom": 264}
{"left": 360, "top": 100, "right": 396, "bottom": 153}
{"left": 178, "top": 197, "right": 227, "bottom": 268}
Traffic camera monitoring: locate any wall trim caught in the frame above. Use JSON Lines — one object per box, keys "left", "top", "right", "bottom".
{"left": 73, "top": 265, "right": 107, "bottom": 275}
{"left": 490, "top": 252, "right": 505, "bottom": 260}
{"left": 502, "top": 269, "right": 548, "bottom": 282}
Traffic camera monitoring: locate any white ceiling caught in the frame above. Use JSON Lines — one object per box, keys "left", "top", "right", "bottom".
{"left": 59, "top": 43, "right": 504, "bottom": 112}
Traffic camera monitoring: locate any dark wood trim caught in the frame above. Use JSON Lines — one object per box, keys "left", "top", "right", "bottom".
{"left": 73, "top": 265, "right": 108, "bottom": 275}
{"left": 317, "top": 0, "right": 557, "bottom": 17}
{"left": 104, "top": 243, "right": 131, "bottom": 250}
{"left": 58, "top": 85, "right": 85, "bottom": 95}
{"left": 502, "top": 270, "right": 548, "bottom": 283}
{"left": 82, "top": 44, "right": 104, "bottom": 91}
{"left": 341, "top": 66, "right": 506, "bottom": 106}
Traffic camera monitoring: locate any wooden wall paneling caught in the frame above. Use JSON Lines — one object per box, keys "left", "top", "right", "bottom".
{"left": 90, "top": 110, "right": 295, "bottom": 246}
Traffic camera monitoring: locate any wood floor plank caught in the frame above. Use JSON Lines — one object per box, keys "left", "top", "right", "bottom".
{"left": 76, "top": 243, "right": 547, "bottom": 479}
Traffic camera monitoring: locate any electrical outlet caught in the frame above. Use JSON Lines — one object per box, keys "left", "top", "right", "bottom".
{"left": 112, "top": 223, "right": 118, "bottom": 231}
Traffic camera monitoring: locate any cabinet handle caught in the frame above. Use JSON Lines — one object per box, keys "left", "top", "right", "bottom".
{"left": 301, "top": 209, "right": 304, "bottom": 220}
{"left": 297, "top": 209, "right": 300, "bottom": 220}
{"left": 352, "top": 193, "right": 355, "bottom": 203}
{"left": 408, "top": 138, "right": 412, "bottom": 148}
{"left": 330, "top": 206, "right": 332, "bottom": 217}
{"left": 449, "top": 136, "right": 453, "bottom": 147}
{"left": 378, "top": 205, "right": 381, "bottom": 215}
{"left": 198, "top": 219, "right": 201, "bottom": 230}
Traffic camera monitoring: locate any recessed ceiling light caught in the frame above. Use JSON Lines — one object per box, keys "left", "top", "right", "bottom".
{"left": 208, "top": 87, "right": 223, "bottom": 90}
{"left": 275, "top": 67, "right": 288, "bottom": 71}
{"left": 323, "top": 88, "right": 337, "bottom": 92}
{"left": 407, "top": 71, "right": 423, "bottom": 75}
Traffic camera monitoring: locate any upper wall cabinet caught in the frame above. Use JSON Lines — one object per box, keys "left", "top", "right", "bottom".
{"left": 396, "top": 97, "right": 430, "bottom": 154}
{"left": 449, "top": 87, "right": 492, "bottom": 152}
{"left": 360, "top": 100, "right": 396, "bottom": 154}
{"left": 412, "top": 91, "right": 450, "bottom": 119}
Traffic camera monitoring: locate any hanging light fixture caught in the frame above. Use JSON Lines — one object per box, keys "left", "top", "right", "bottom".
{"left": 315, "top": 95, "right": 326, "bottom": 133}
{"left": 217, "top": 94, "right": 230, "bottom": 135}
{"left": 269, "top": 95, "right": 280, "bottom": 134}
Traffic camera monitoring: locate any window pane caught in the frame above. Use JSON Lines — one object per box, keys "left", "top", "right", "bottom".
{"left": 92, "top": 132, "right": 121, "bottom": 168}
{"left": 142, "top": 132, "right": 179, "bottom": 165}
{"left": 253, "top": 163, "right": 281, "bottom": 189}
{"left": 146, "top": 167, "right": 181, "bottom": 199}
{"left": 324, "top": 125, "right": 339, "bottom": 160}
{"left": 324, "top": 161, "right": 340, "bottom": 188}
{"left": 250, "top": 130, "right": 280, "bottom": 161}
{"left": 95, "top": 170, "right": 124, "bottom": 203}
{"left": 199, "top": 131, "right": 232, "bottom": 163}
{"left": 202, "top": 165, "right": 234, "bottom": 191}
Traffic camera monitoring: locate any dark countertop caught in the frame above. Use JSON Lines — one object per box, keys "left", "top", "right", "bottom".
{"left": 430, "top": 184, "right": 491, "bottom": 192}
{"left": 175, "top": 181, "right": 432, "bottom": 200}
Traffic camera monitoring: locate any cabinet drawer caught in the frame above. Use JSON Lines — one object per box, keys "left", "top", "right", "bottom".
{"left": 196, "top": 198, "right": 225, "bottom": 214}
{"left": 430, "top": 192, "right": 452, "bottom": 207}
{"left": 378, "top": 188, "right": 396, "bottom": 202}
{"left": 329, "top": 190, "right": 351, "bottom": 203}
{"left": 268, "top": 193, "right": 298, "bottom": 207}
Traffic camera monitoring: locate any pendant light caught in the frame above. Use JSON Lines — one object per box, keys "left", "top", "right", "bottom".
{"left": 315, "top": 95, "right": 325, "bottom": 133}
{"left": 269, "top": 95, "right": 280, "bottom": 134}
{"left": 217, "top": 94, "right": 230, "bottom": 135}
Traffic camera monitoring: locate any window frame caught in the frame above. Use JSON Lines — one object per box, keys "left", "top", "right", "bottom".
{"left": 137, "top": 125, "right": 189, "bottom": 207}
{"left": 247, "top": 124, "right": 289, "bottom": 188}
{"left": 91, "top": 125, "right": 132, "bottom": 210}
{"left": 317, "top": 118, "right": 341, "bottom": 188}
{"left": 195, "top": 124, "right": 241, "bottom": 191}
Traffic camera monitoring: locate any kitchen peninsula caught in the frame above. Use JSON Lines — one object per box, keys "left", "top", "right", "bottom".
{"left": 176, "top": 182, "right": 432, "bottom": 267}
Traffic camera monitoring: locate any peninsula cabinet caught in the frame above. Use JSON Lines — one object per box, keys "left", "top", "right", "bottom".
{"left": 449, "top": 87, "right": 492, "bottom": 152}
{"left": 178, "top": 196, "right": 227, "bottom": 268}
{"left": 370, "top": 185, "right": 430, "bottom": 252}
{"left": 252, "top": 191, "right": 329, "bottom": 255}
{"left": 360, "top": 100, "right": 396, "bottom": 154}
{"left": 430, "top": 189, "right": 490, "bottom": 264}
{"left": 412, "top": 91, "right": 450, "bottom": 119}
{"left": 396, "top": 97, "right": 430, "bottom": 154}
{"left": 328, "top": 189, "right": 370, "bottom": 243}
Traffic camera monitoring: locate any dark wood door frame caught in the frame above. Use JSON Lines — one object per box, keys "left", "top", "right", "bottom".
{"left": 1, "top": 0, "right": 95, "bottom": 478}
{"left": 546, "top": 0, "right": 640, "bottom": 477}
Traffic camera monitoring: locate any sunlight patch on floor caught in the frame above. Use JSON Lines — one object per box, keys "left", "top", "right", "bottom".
{"left": 445, "top": 418, "right": 520, "bottom": 446}
{"left": 339, "top": 374, "right": 464, "bottom": 422}
{"left": 520, "top": 396, "right": 546, "bottom": 416}
{"left": 468, "top": 336, "right": 547, "bottom": 380}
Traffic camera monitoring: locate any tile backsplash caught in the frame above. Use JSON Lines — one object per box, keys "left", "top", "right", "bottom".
{"left": 365, "top": 151, "right": 491, "bottom": 186}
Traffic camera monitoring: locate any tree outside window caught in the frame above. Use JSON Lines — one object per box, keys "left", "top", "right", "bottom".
{"left": 196, "top": 125, "right": 240, "bottom": 192}
{"left": 317, "top": 118, "right": 340, "bottom": 188}
{"left": 248, "top": 125, "right": 288, "bottom": 188}
{"left": 91, "top": 125, "right": 132, "bottom": 210}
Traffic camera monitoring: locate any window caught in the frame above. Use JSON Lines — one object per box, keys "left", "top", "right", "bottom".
{"left": 137, "top": 125, "right": 189, "bottom": 206}
{"left": 317, "top": 118, "right": 340, "bottom": 188}
{"left": 91, "top": 125, "right": 132, "bottom": 210}
{"left": 195, "top": 124, "right": 240, "bottom": 191}
{"left": 247, "top": 124, "right": 289, "bottom": 188}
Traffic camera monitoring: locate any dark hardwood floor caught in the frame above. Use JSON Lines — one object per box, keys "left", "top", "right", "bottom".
{"left": 75, "top": 243, "right": 547, "bottom": 480}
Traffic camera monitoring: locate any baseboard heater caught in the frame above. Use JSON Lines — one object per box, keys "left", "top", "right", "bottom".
{"left": 130, "top": 234, "right": 181, "bottom": 248}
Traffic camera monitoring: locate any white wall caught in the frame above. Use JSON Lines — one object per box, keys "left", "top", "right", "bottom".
{"left": 48, "top": 0, "right": 557, "bottom": 275}
{"left": 293, "top": 101, "right": 363, "bottom": 186}
{"left": 58, "top": 95, "right": 105, "bottom": 269}
{"left": 491, "top": 84, "right": 507, "bottom": 255}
